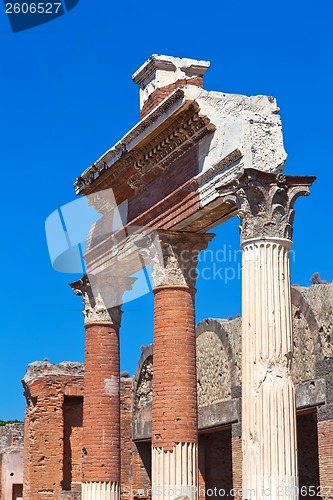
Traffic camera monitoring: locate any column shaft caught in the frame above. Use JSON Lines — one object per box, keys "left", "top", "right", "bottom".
{"left": 83, "top": 322, "right": 120, "bottom": 485}
{"left": 71, "top": 274, "right": 135, "bottom": 500}
{"left": 152, "top": 285, "right": 198, "bottom": 499}
{"left": 241, "top": 238, "right": 298, "bottom": 500}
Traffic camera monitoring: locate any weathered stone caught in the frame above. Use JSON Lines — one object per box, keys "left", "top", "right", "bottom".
{"left": 295, "top": 379, "right": 326, "bottom": 409}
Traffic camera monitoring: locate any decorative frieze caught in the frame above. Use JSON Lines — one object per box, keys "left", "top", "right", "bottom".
{"left": 127, "top": 105, "right": 215, "bottom": 190}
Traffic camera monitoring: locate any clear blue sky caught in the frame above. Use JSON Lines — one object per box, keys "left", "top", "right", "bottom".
{"left": 0, "top": 0, "right": 332, "bottom": 420}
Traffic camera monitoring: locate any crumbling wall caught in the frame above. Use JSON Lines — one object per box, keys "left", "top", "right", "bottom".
{"left": 302, "top": 282, "right": 333, "bottom": 358}
{"left": 22, "top": 361, "right": 84, "bottom": 500}
{"left": 120, "top": 374, "right": 151, "bottom": 500}
{"left": 0, "top": 423, "right": 24, "bottom": 500}
{"left": 197, "top": 331, "right": 231, "bottom": 406}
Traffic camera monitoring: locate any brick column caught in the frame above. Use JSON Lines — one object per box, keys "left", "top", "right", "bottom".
{"left": 222, "top": 170, "right": 314, "bottom": 500}
{"left": 70, "top": 275, "right": 134, "bottom": 500}
{"left": 143, "top": 231, "right": 214, "bottom": 500}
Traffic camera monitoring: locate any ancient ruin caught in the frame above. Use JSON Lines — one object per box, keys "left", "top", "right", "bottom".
{"left": 19, "top": 55, "right": 332, "bottom": 500}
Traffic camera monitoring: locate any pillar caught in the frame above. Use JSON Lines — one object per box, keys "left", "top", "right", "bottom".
{"left": 70, "top": 274, "right": 134, "bottom": 500}
{"left": 143, "top": 230, "right": 214, "bottom": 500}
{"left": 227, "top": 170, "right": 315, "bottom": 500}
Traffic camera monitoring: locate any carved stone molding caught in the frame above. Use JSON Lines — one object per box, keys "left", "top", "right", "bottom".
{"left": 138, "top": 230, "right": 214, "bottom": 289}
{"left": 217, "top": 169, "right": 315, "bottom": 241}
{"left": 127, "top": 105, "right": 215, "bottom": 190}
{"left": 74, "top": 92, "right": 215, "bottom": 196}
{"left": 69, "top": 274, "right": 135, "bottom": 325}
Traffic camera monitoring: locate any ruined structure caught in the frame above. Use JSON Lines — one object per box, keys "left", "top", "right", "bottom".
{"left": 0, "top": 423, "right": 24, "bottom": 500}
{"left": 22, "top": 282, "right": 333, "bottom": 499}
{"left": 22, "top": 55, "right": 329, "bottom": 500}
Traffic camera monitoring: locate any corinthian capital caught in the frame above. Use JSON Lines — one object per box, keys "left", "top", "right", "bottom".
{"left": 70, "top": 274, "right": 136, "bottom": 325}
{"left": 138, "top": 230, "right": 214, "bottom": 289}
{"left": 217, "top": 169, "right": 315, "bottom": 242}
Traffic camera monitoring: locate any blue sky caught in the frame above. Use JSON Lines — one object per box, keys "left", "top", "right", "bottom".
{"left": 0, "top": 0, "right": 332, "bottom": 420}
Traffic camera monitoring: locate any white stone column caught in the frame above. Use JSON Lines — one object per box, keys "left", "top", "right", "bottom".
{"left": 152, "top": 443, "right": 198, "bottom": 499}
{"left": 219, "top": 170, "right": 315, "bottom": 500}
{"left": 82, "top": 482, "right": 119, "bottom": 500}
{"left": 241, "top": 237, "right": 297, "bottom": 500}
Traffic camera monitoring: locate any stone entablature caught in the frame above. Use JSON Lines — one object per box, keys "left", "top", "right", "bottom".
{"left": 74, "top": 57, "right": 287, "bottom": 240}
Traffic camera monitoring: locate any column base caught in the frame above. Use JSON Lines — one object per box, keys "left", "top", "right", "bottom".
{"left": 82, "top": 482, "right": 119, "bottom": 500}
{"left": 243, "top": 475, "right": 298, "bottom": 500}
{"left": 152, "top": 442, "right": 198, "bottom": 500}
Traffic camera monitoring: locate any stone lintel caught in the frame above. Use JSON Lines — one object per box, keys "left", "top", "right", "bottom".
{"left": 132, "top": 379, "right": 327, "bottom": 441}
{"left": 296, "top": 378, "right": 326, "bottom": 409}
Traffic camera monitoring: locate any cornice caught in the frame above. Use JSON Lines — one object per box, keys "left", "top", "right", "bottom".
{"left": 74, "top": 88, "right": 188, "bottom": 195}
{"left": 127, "top": 104, "right": 215, "bottom": 190}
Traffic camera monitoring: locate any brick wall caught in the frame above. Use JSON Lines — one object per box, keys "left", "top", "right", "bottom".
{"left": 23, "top": 365, "right": 84, "bottom": 500}
{"left": 318, "top": 418, "right": 333, "bottom": 495}
{"left": 120, "top": 377, "right": 151, "bottom": 500}
{"left": 203, "top": 429, "right": 233, "bottom": 498}
{"left": 140, "top": 77, "right": 203, "bottom": 120}
{"left": 231, "top": 434, "right": 242, "bottom": 500}
{"left": 63, "top": 396, "right": 83, "bottom": 490}
{"left": 127, "top": 145, "right": 199, "bottom": 224}
{"left": 24, "top": 377, "right": 65, "bottom": 499}
{"left": 198, "top": 435, "right": 206, "bottom": 500}
{"left": 297, "top": 411, "right": 320, "bottom": 498}
{"left": 83, "top": 323, "right": 120, "bottom": 483}
{"left": 152, "top": 286, "right": 197, "bottom": 450}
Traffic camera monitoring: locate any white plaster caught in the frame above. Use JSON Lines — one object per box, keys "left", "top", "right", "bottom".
{"left": 82, "top": 481, "right": 119, "bottom": 500}
{"left": 1, "top": 448, "right": 23, "bottom": 500}
{"left": 104, "top": 376, "right": 119, "bottom": 396}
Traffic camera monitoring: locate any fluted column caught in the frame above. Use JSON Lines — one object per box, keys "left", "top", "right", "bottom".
{"left": 141, "top": 231, "right": 214, "bottom": 500}
{"left": 222, "top": 170, "right": 315, "bottom": 500}
{"left": 70, "top": 274, "right": 134, "bottom": 500}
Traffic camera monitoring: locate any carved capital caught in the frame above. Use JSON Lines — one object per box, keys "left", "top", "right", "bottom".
{"left": 217, "top": 169, "right": 315, "bottom": 242}
{"left": 70, "top": 274, "right": 136, "bottom": 325}
{"left": 138, "top": 230, "right": 214, "bottom": 289}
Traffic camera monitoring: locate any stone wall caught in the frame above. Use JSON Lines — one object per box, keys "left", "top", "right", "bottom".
{"left": 0, "top": 422, "right": 24, "bottom": 500}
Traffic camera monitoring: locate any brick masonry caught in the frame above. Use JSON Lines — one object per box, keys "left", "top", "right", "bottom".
{"left": 22, "top": 282, "right": 333, "bottom": 498}
{"left": 82, "top": 322, "right": 120, "bottom": 483}
{"left": 318, "top": 419, "right": 333, "bottom": 495}
{"left": 140, "top": 77, "right": 203, "bottom": 120}
{"left": 152, "top": 285, "right": 197, "bottom": 450}
{"left": 127, "top": 145, "right": 199, "bottom": 224}
{"left": 22, "top": 362, "right": 84, "bottom": 500}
